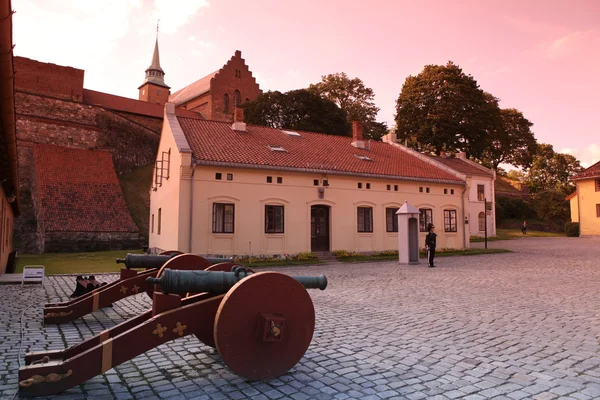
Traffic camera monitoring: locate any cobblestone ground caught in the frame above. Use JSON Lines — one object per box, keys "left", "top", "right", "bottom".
{"left": 2, "top": 236, "right": 600, "bottom": 400}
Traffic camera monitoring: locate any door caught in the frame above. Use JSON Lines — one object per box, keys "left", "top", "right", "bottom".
{"left": 311, "top": 205, "right": 330, "bottom": 252}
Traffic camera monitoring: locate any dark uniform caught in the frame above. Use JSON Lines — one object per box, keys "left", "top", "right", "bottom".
{"left": 425, "top": 223, "right": 437, "bottom": 268}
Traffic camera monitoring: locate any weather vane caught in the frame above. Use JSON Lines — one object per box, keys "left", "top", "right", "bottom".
{"left": 156, "top": 19, "right": 160, "bottom": 38}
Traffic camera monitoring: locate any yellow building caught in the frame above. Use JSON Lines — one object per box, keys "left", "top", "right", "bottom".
{"left": 149, "top": 104, "right": 472, "bottom": 257}
{"left": 0, "top": 0, "right": 19, "bottom": 274}
{"left": 569, "top": 161, "right": 600, "bottom": 236}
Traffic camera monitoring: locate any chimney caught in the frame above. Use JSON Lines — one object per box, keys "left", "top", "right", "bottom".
{"left": 351, "top": 120, "right": 365, "bottom": 149}
{"left": 457, "top": 151, "right": 467, "bottom": 160}
{"left": 231, "top": 107, "right": 247, "bottom": 131}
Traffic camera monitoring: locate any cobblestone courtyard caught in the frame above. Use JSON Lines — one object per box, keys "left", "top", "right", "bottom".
{"left": 2, "top": 237, "right": 600, "bottom": 400}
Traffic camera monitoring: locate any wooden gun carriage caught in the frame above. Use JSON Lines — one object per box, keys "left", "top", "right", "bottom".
{"left": 43, "top": 251, "right": 234, "bottom": 324}
{"left": 18, "top": 254, "right": 327, "bottom": 397}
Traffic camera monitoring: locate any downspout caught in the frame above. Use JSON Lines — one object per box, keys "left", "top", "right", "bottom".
{"left": 462, "top": 184, "right": 468, "bottom": 249}
{"left": 188, "top": 157, "right": 197, "bottom": 253}
{"left": 576, "top": 185, "right": 581, "bottom": 236}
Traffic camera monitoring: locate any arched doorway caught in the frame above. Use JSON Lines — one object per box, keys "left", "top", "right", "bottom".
{"left": 311, "top": 205, "right": 330, "bottom": 252}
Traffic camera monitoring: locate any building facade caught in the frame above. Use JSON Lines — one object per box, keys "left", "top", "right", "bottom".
{"left": 149, "top": 105, "right": 472, "bottom": 257}
{"left": 0, "top": 0, "right": 18, "bottom": 273}
{"left": 168, "top": 50, "right": 262, "bottom": 122}
{"left": 569, "top": 161, "right": 600, "bottom": 236}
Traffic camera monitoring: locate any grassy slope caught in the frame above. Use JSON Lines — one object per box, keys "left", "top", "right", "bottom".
{"left": 471, "top": 228, "right": 565, "bottom": 242}
{"left": 118, "top": 163, "right": 154, "bottom": 242}
{"left": 15, "top": 249, "right": 145, "bottom": 275}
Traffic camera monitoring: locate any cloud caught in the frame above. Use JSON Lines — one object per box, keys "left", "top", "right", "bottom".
{"left": 545, "top": 29, "right": 596, "bottom": 60}
{"left": 152, "top": 0, "right": 210, "bottom": 34}
{"left": 560, "top": 144, "right": 600, "bottom": 168}
{"left": 13, "top": 0, "right": 140, "bottom": 68}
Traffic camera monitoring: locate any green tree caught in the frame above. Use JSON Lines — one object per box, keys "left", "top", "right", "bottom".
{"left": 480, "top": 108, "right": 538, "bottom": 170}
{"left": 241, "top": 89, "right": 351, "bottom": 136}
{"left": 309, "top": 72, "right": 387, "bottom": 140}
{"left": 394, "top": 61, "right": 499, "bottom": 159}
{"left": 526, "top": 143, "right": 583, "bottom": 222}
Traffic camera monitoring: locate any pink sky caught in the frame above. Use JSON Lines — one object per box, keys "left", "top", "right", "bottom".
{"left": 12, "top": 0, "right": 600, "bottom": 168}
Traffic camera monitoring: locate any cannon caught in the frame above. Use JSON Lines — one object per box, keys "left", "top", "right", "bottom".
{"left": 18, "top": 260, "right": 327, "bottom": 398}
{"left": 116, "top": 253, "right": 234, "bottom": 269}
{"left": 43, "top": 251, "right": 238, "bottom": 325}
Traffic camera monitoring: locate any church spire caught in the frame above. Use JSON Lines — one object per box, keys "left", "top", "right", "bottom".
{"left": 139, "top": 21, "right": 169, "bottom": 90}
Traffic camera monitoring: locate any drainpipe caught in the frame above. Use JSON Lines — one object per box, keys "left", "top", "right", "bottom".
{"left": 462, "top": 184, "right": 468, "bottom": 248}
{"left": 188, "top": 157, "right": 197, "bottom": 253}
{"left": 576, "top": 185, "right": 581, "bottom": 236}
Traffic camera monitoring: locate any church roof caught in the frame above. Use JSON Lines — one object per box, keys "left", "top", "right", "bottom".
{"left": 572, "top": 160, "right": 600, "bottom": 180}
{"left": 175, "top": 117, "right": 464, "bottom": 184}
{"left": 34, "top": 144, "right": 139, "bottom": 233}
{"left": 169, "top": 70, "right": 218, "bottom": 105}
{"left": 139, "top": 38, "right": 170, "bottom": 89}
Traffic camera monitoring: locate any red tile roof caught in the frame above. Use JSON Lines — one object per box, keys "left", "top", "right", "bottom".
{"left": 34, "top": 144, "right": 139, "bottom": 233}
{"left": 176, "top": 118, "right": 464, "bottom": 183}
{"left": 572, "top": 160, "right": 600, "bottom": 180}
{"left": 169, "top": 71, "right": 217, "bottom": 106}
{"left": 429, "top": 156, "right": 492, "bottom": 176}
{"left": 565, "top": 191, "right": 576, "bottom": 200}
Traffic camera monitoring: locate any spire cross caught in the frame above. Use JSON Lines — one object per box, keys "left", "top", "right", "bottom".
{"left": 156, "top": 19, "right": 159, "bottom": 38}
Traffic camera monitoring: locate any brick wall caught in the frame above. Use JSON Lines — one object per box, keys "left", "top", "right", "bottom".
{"left": 210, "top": 51, "right": 262, "bottom": 122}
{"left": 14, "top": 92, "right": 160, "bottom": 252}
{"left": 14, "top": 56, "right": 84, "bottom": 102}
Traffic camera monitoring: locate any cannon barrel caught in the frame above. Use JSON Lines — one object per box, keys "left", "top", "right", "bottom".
{"left": 146, "top": 268, "right": 327, "bottom": 294}
{"left": 116, "top": 253, "right": 235, "bottom": 269}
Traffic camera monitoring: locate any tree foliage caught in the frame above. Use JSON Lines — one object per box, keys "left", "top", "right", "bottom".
{"left": 309, "top": 72, "right": 387, "bottom": 140}
{"left": 394, "top": 61, "right": 498, "bottom": 159}
{"left": 241, "top": 89, "right": 351, "bottom": 136}
{"left": 525, "top": 143, "right": 584, "bottom": 223}
{"left": 480, "top": 108, "right": 538, "bottom": 170}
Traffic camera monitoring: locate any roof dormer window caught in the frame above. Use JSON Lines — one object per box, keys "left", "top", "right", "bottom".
{"left": 282, "top": 130, "right": 301, "bottom": 137}
{"left": 355, "top": 154, "right": 373, "bottom": 161}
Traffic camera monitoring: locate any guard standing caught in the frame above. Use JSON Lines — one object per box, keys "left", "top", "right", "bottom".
{"left": 425, "top": 223, "right": 437, "bottom": 268}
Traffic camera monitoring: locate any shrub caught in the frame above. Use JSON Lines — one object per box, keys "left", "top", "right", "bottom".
{"left": 332, "top": 249, "right": 361, "bottom": 258}
{"left": 374, "top": 249, "right": 398, "bottom": 256}
{"left": 564, "top": 222, "right": 580, "bottom": 237}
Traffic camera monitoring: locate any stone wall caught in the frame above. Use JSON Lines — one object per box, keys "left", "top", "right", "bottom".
{"left": 44, "top": 231, "right": 141, "bottom": 253}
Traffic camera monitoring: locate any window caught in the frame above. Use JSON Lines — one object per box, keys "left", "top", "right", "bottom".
{"left": 267, "top": 176, "right": 272, "bottom": 183}
{"left": 597, "top": 204, "right": 600, "bottom": 218}
{"left": 444, "top": 189, "right": 448, "bottom": 194}
{"left": 357, "top": 207, "right": 373, "bottom": 232}
{"left": 233, "top": 89, "right": 241, "bottom": 108}
{"left": 387, "top": 185, "right": 391, "bottom": 191}
{"left": 451, "top": 189, "right": 454, "bottom": 195}
{"left": 265, "top": 205, "right": 284, "bottom": 233}
{"left": 426, "top": 187, "right": 430, "bottom": 193}
{"left": 477, "top": 184, "right": 485, "bottom": 201}
{"left": 213, "top": 203, "right": 235, "bottom": 233}
{"left": 314, "top": 179, "right": 319, "bottom": 186}
{"left": 596, "top": 179, "right": 600, "bottom": 192}
{"left": 216, "top": 173, "right": 222, "bottom": 180}
{"left": 419, "top": 187, "right": 423, "bottom": 192}
{"left": 151, "top": 214, "right": 154, "bottom": 233}
{"left": 158, "top": 208, "right": 162, "bottom": 235}
{"left": 358, "top": 182, "right": 362, "bottom": 189}
{"left": 223, "top": 93, "right": 229, "bottom": 113}
{"left": 419, "top": 208, "right": 433, "bottom": 232}
{"left": 366, "top": 183, "right": 371, "bottom": 189}
{"left": 277, "top": 177, "right": 283, "bottom": 184}
{"left": 323, "top": 180, "right": 329, "bottom": 187}
{"left": 227, "top": 173, "right": 233, "bottom": 181}
{"left": 386, "top": 207, "right": 399, "bottom": 232}
{"left": 394, "top": 185, "right": 398, "bottom": 191}
{"left": 444, "top": 210, "right": 457, "bottom": 232}
{"left": 478, "top": 212, "right": 485, "bottom": 231}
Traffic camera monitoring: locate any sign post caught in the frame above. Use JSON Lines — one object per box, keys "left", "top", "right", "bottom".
{"left": 22, "top": 265, "right": 45, "bottom": 287}
{"left": 484, "top": 198, "right": 488, "bottom": 249}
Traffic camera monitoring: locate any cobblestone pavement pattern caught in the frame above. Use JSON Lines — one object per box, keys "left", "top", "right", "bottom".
{"left": 2, "top": 237, "right": 600, "bottom": 400}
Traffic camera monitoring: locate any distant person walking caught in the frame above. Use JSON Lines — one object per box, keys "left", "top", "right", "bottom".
{"left": 521, "top": 221, "right": 527, "bottom": 235}
{"left": 425, "top": 223, "right": 437, "bottom": 268}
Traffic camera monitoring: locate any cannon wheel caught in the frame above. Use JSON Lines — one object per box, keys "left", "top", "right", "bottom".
{"left": 213, "top": 271, "right": 315, "bottom": 381}
{"left": 158, "top": 250, "right": 183, "bottom": 256}
{"left": 146, "top": 254, "right": 213, "bottom": 298}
